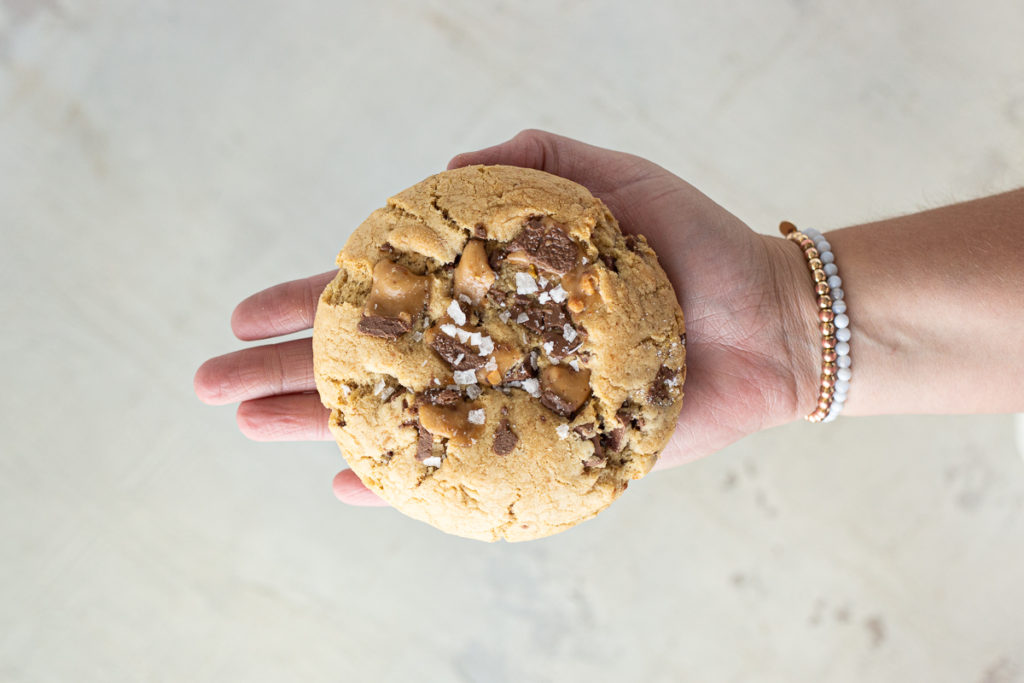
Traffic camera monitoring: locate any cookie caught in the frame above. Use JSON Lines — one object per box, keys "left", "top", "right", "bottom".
{"left": 313, "top": 165, "right": 685, "bottom": 541}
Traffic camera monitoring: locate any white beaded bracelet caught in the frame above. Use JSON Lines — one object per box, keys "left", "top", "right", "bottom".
{"left": 779, "top": 221, "right": 853, "bottom": 423}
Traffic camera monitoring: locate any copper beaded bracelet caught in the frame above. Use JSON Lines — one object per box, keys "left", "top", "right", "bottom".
{"left": 779, "top": 221, "right": 852, "bottom": 423}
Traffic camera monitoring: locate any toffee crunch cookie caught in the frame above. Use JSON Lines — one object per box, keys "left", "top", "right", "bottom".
{"left": 313, "top": 165, "right": 685, "bottom": 541}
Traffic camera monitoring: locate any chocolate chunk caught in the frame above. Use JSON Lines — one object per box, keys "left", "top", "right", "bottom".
{"left": 573, "top": 422, "right": 596, "bottom": 439}
{"left": 488, "top": 247, "right": 505, "bottom": 271}
{"left": 598, "top": 252, "right": 617, "bottom": 271}
{"left": 602, "top": 426, "right": 626, "bottom": 453}
{"left": 357, "top": 315, "right": 411, "bottom": 339}
{"left": 486, "top": 288, "right": 509, "bottom": 307}
{"left": 416, "top": 422, "right": 433, "bottom": 461}
{"left": 492, "top": 419, "right": 518, "bottom": 456}
{"left": 680, "top": 332, "right": 687, "bottom": 348}
{"left": 429, "top": 333, "right": 486, "bottom": 371}
{"left": 616, "top": 405, "right": 645, "bottom": 430}
{"left": 400, "top": 419, "right": 418, "bottom": 428}
{"left": 542, "top": 329, "right": 581, "bottom": 361}
{"left": 417, "top": 387, "right": 461, "bottom": 406}
{"left": 509, "top": 297, "right": 570, "bottom": 335}
{"left": 624, "top": 235, "right": 638, "bottom": 252}
{"left": 382, "top": 450, "right": 394, "bottom": 463}
{"left": 585, "top": 437, "right": 608, "bottom": 468}
{"left": 648, "top": 365, "right": 679, "bottom": 406}
{"left": 503, "top": 360, "right": 534, "bottom": 382}
{"left": 540, "top": 388, "right": 577, "bottom": 418}
{"left": 379, "top": 242, "right": 395, "bottom": 253}
{"left": 508, "top": 216, "right": 578, "bottom": 274}
{"left": 474, "top": 223, "right": 487, "bottom": 238}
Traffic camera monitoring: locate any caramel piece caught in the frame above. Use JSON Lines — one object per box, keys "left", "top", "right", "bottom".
{"left": 358, "top": 260, "right": 429, "bottom": 339}
{"left": 562, "top": 267, "right": 601, "bottom": 315}
{"left": 538, "top": 365, "right": 592, "bottom": 417}
{"left": 419, "top": 401, "right": 485, "bottom": 446}
{"left": 478, "top": 342, "right": 528, "bottom": 386}
{"left": 453, "top": 239, "right": 495, "bottom": 304}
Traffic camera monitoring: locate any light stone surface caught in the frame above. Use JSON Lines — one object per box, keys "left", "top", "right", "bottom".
{"left": 2, "top": 1, "right": 1023, "bottom": 681}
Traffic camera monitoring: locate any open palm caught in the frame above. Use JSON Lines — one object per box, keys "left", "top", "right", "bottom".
{"left": 194, "top": 130, "right": 816, "bottom": 505}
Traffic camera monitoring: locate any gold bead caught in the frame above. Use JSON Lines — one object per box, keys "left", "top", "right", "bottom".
{"left": 813, "top": 269, "right": 827, "bottom": 283}
{"left": 822, "top": 375, "right": 836, "bottom": 389}
{"left": 808, "top": 258, "right": 823, "bottom": 269}
{"left": 805, "top": 247, "right": 820, "bottom": 259}
{"left": 822, "top": 362, "right": 837, "bottom": 376}
{"left": 817, "top": 295, "right": 833, "bottom": 309}
{"left": 820, "top": 321, "right": 836, "bottom": 336}
{"left": 823, "top": 349, "right": 838, "bottom": 363}
{"left": 817, "top": 399, "right": 832, "bottom": 412}
{"left": 822, "top": 336, "right": 837, "bottom": 349}
{"left": 818, "top": 309, "right": 835, "bottom": 322}
{"left": 799, "top": 238, "right": 815, "bottom": 249}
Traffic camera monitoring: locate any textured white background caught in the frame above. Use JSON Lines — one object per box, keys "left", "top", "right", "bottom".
{"left": 2, "top": 1, "right": 1023, "bottom": 681}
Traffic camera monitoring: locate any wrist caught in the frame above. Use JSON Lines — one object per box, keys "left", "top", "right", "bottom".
{"left": 762, "top": 234, "right": 823, "bottom": 424}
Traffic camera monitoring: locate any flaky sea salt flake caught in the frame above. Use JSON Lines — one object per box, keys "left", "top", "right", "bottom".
{"left": 515, "top": 272, "right": 539, "bottom": 295}
{"left": 468, "top": 409, "right": 486, "bottom": 424}
{"left": 478, "top": 336, "right": 494, "bottom": 355}
{"left": 453, "top": 370, "right": 478, "bottom": 385}
{"left": 556, "top": 424, "right": 570, "bottom": 439}
{"left": 447, "top": 300, "right": 467, "bottom": 325}
{"left": 563, "top": 324, "right": 577, "bottom": 343}
{"left": 549, "top": 285, "right": 568, "bottom": 303}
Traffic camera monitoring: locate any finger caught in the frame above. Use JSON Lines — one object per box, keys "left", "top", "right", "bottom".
{"left": 332, "top": 469, "right": 390, "bottom": 507}
{"left": 194, "top": 338, "right": 314, "bottom": 405}
{"left": 231, "top": 270, "right": 338, "bottom": 341}
{"left": 447, "top": 129, "right": 658, "bottom": 197}
{"left": 236, "top": 392, "right": 332, "bottom": 441}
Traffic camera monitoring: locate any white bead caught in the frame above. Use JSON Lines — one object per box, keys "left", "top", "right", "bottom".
{"left": 827, "top": 275, "right": 842, "bottom": 289}
{"left": 834, "top": 313, "right": 850, "bottom": 329}
{"left": 832, "top": 300, "right": 847, "bottom": 314}
{"left": 820, "top": 251, "right": 834, "bottom": 264}
{"left": 836, "top": 327, "right": 851, "bottom": 343}
{"left": 836, "top": 341, "right": 850, "bottom": 356}
{"left": 837, "top": 355, "right": 852, "bottom": 369}
{"left": 824, "top": 263, "right": 838, "bottom": 276}
{"left": 835, "top": 379, "right": 851, "bottom": 393}
{"left": 831, "top": 287, "right": 844, "bottom": 301}
{"left": 805, "top": 228, "right": 821, "bottom": 238}
{"left": 837, "top": 367, "right": 852, "bottom": 382}
{"left": 816, "top": 240, "right": 832, "bottom": 253}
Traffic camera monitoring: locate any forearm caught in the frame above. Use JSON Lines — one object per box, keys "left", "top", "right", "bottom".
{"left": 815, "top": 189, "right": 1024, "bottom": 416}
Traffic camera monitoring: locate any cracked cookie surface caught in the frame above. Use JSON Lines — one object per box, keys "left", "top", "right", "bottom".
{"left": 313, "top": 165, "right": 685, "bottom": 541}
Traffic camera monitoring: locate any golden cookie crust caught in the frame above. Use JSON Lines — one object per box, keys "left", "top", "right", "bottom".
{"left": 313, "top": 165, "right": 685, "bottom": 541}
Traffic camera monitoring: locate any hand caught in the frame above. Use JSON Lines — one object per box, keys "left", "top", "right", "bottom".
{"left": 194, "top": 130, "right": 819, "bottom": 505}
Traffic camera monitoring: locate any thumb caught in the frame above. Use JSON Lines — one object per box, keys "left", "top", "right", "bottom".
{"left": 447, "top": 129, "right": 659, "bottom": 198}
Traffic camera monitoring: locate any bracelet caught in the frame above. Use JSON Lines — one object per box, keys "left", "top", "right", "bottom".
{"left": 779, "top": 221, "right": 852, "bottom": 423}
